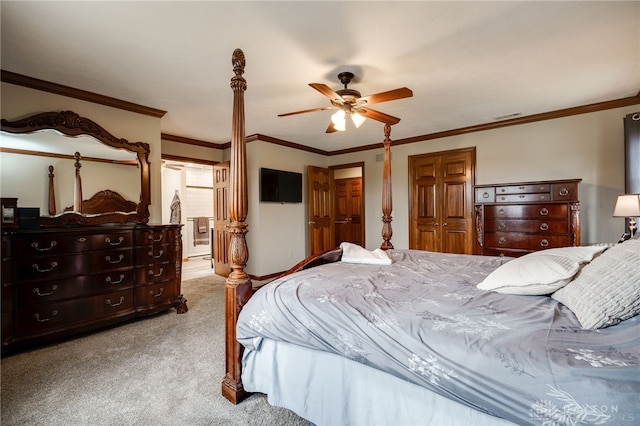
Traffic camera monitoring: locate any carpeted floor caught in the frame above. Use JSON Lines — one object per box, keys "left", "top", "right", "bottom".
{"left": 1, "top": 274, "right": 309, "bottom": 426}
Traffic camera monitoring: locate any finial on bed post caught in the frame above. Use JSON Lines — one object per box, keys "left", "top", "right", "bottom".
{"left": 380, "top": 124, "right": 394, "bottom": 250}
{"left": 222, "top": 48, "right": 252, "bottom": 404}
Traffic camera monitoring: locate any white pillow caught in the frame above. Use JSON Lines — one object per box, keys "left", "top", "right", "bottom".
{"left": 552, "top": 239, "right": 640, "bottom": 329}
{"left": 477, "top": 245, "right": 609, "bottom": 295}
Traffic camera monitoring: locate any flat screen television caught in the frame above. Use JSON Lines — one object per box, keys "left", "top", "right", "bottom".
{"left": 259, "top": 168, "right": 303, "bottom": 203}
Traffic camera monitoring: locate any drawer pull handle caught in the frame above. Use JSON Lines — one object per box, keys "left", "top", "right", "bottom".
{"left": 33, "top": 310, "right": 58, "bottom": 322}
{"left": 148, "top": 268, "right": 164, "bottom": 277}
{"left": 498, "top": 237, "right": 506, "bottom": 245}
{"left": 498, "top": 223, "right": 506, "bottom": 230}
{"left": 540, "top": 239, "right": 550, "bottom": 247}
{"left": 150, "top": 288, "right": 164, "bottom": 298}
{"left": 105, "top": 254, "right": 125, "bottom": 264}
{"left": 148, "top": 250, "right": 164, "bottom": 259}
{"left": 32, "top": 262, "right": 58, "bottom": 273}
{"left": 105, "top": 236, "right": 124, "bottom": 246}
{"left": 31, "top": 241, "right": 57, "bottom": 251}
{"left": 147, "top": 234, "right": 163, "bottom": 242}
{"left": 482, "top": 192, "right": 490, "bottom": 198}
{"left": 498, "top": 209, "right": 506, "bottom": 216}
{"left": 558, "top": 188, "right": 569, "bottom": 196}
{"left": 539, "top": 208, "right": 549, "bottom": 216}
{"left": 106, "top": 296, "right": 125, "bottom": 307}
{"left": 519, "top": 195, "right": 525, "bottom": 199}
{"left": 106, "top": 274, "right": 125, "bottom": 285}
{"left": 540, "top": 223, "right": 549, "bottom": 231}
{"left": 33, "top": 285, "right": 59, "bottom": 296}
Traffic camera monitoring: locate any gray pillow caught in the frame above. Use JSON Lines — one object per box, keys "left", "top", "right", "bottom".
{"left": 552, "top": 239, "right": 640, "bottom": 329}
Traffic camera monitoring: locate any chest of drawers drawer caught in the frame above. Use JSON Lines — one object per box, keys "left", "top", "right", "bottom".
{"left": 484, "top": 219, "right": 569, "bottom": 234}
{"left": 484, "top": 233, "right": 572, "bottom": 251}
{"left": 484, "top": 204, "right": 568, "bottom": 220}
{"left": 15, "top": 289, "right": 135, "bottom": 336}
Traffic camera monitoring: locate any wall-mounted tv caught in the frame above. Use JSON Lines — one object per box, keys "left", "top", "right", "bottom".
{"left": 259, "top": 168, "right": 303, "bottom": 203}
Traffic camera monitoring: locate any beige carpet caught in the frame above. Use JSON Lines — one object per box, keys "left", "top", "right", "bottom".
{"left": 1, "top": 274, "right": 309, "bottom": 426}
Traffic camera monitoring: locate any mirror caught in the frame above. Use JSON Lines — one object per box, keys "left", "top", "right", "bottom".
{"left": 0, "top": 110, "right": 150, "bottom": 226}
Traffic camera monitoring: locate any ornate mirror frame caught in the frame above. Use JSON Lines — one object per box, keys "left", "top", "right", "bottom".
{"left": 1, "top": 110, "right": 151, "bottom": 226}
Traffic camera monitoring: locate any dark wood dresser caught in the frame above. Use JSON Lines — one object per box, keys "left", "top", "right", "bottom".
{"left": 1, "top": 224, "right": 187, "bottom": 354}
{"left": 475, "top": 179, "right": 581, "bottom": 257}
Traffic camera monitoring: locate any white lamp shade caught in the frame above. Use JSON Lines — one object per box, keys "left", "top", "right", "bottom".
{"left": 331, "top": 110, "right": 346, "bottom": 131}
{"left": 613, "top": 194, "right": 640, "bottom": 217}
{"left": 351, "top": 112, "right": 366, "bottom": 128}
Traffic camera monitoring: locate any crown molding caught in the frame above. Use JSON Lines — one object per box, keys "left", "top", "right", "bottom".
{"left": 1, "top": 70, "right": 166, "bottom": 118}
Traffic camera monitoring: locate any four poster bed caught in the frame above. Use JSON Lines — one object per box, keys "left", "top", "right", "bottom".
{"left": 221, "top": 49, "right": 640, "bottom": 425}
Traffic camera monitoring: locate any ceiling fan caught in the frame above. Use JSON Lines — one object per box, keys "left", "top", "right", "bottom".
{"left": 278, "top": 72, "right": 413, "bottom": 133}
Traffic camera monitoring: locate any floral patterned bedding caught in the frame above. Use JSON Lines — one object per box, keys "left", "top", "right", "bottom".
{"left": 236, "top": 249, "right": 640, "bottom": 425}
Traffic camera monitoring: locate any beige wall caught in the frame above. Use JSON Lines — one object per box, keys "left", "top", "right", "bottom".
{"left": 330, "top": 105, "right": 639, "bottom": 249}
{"left": 0, "top": 82, "right": 164, "bottom": 223}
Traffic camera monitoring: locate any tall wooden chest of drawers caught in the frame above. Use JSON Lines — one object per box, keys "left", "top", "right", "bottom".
{"left": 474, "top": 179, "right": 581, "bottom": 257}
{"left": 1, "top": 224, "right": 187, "bottom": 354}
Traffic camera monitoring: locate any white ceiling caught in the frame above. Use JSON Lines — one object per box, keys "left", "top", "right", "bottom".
{"left": 2, "top": 1, "right": 639, "bottom": 152}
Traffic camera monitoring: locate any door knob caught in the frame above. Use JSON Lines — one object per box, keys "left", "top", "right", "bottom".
{"left": 308, "top": 221, "right": 316, "bottom": 225}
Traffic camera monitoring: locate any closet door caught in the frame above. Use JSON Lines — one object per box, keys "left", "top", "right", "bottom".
{"left": 307, "top": 166, "right": 335, "bottom": 256}
{"left": 334, "top": 177, "right": 364, "bottom": 247}
{"left": 409, "top": 147, "right": 475, "bottom": 254}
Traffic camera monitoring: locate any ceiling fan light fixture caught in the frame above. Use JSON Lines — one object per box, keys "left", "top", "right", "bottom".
{"left": 331, "top": 109, "right": 346, "bottom": 131}
{"left": 351, "top": 111, "right": 366, "bottom": 128}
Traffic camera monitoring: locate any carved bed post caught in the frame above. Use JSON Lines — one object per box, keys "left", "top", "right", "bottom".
{"left": 222, "top": 48, "right": 252, "bottom": 404}
{"left": 48, "top": 165, "right": 56, "bottom": 216}
{"left": 73, "top": 152, "right": 82, "bottom": 213}
{"left": 380, "top": 124, "right": 394, "bottom": 250}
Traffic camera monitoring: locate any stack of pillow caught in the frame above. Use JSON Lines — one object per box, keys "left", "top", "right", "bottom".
{"left": 477, "top": 237, "right": 640, "bottom": 329}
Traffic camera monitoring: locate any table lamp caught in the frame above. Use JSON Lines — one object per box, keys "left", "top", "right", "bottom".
{"left": 613, "top": 194, "right": 640, "bottom": 238}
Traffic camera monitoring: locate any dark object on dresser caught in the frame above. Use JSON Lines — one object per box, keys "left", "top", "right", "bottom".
{"left": 474, "top": 178, "right": 581, "bottom": 257}
{"left": 1, "top": 224, "right": 187, "bottom": 354}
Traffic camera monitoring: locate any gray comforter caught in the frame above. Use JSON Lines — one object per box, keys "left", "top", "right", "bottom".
{"left": 237, "top": 249, "right": 640, "bottom": 425}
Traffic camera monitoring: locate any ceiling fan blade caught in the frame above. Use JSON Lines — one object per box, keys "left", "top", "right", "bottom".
{"left": 309, "top": 83, "right": 345, "bottom": 103}
{"left": 357, "top": 108, "right": 401, "bottom": 125}
{"left": 359, "top": 87, "right": 413, "bottom": 106}
{"left": 325, "top": 121, "right": 338, "bottom": 133}
{"left": 278, "top": 106, "right": 333, "bottom": 117}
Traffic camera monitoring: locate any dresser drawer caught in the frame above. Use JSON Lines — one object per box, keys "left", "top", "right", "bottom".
{"left": 15, "top": 289, "right": 135, "bottom": 336}
{"left": 135, "top": 228, "right": 176, "bottom": 245}
{"left": 484, "top": 219, "right": 569, "bottom": 234}
{"left": 136, "top": 282, "right": 177, "bottom": 307}
{"left": 16, "top": 253, "right": 92, "bottom": 281}
{"left": 484, "top": 233, "right": 571, "bottom": 250}
{"left": 496, "top": 183, "right": 550, "bottom": 195}
{"left": 92, "top": 248, "right": 134, "bottom": 270}
{"left": 135, "top": 244, "right": 175, "bottom": 264}
{"left": 17, "top": 268, "right": 135, "bottom": 306}
{"left": 15, "top": 231, "right": 133, "bottom": 256}
{"left": 17, "top": 248, "right": 134, "bottom": 281}
{"left": 15, "top": 234, "right": 92, "bottom": 256}
{"left": 135, "top": 262, "right": 176, "bottom": 284}
{"left": 484, "top": 204, "right": 568, "bottom": 220}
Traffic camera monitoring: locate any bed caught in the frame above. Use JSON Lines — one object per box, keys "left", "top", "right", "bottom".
{"left": 221, "top": 49, "right": 640, "bottom": 425}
